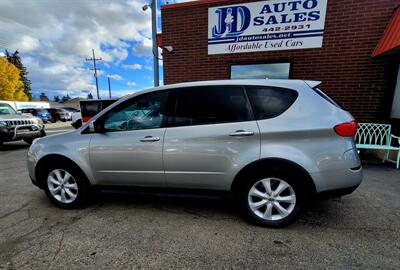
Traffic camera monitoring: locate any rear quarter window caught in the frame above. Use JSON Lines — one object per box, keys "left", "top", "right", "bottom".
{"left": 245, "top": 86, "right": 298, "bottom": 120}
{"left": 313, "top": 88, "right": 343, "bottom": 109}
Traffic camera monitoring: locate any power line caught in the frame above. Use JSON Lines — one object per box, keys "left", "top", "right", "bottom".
{"left": 85, "top": 49, "right": 102, "bottom": 99}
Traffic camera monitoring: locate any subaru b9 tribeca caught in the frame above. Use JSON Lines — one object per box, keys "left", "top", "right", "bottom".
{"left": 27, "top": 80, "right": 362, "bottom": 227}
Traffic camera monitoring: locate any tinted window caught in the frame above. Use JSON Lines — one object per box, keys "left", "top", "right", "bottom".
{"left": 172, "top": 86, "right": 251, "bottom": 127}
{"left": 103, "top": 91, "right": 168, "bottom": 132}
{"left": 246, "top": 86, "right": 298, "bottom": 120}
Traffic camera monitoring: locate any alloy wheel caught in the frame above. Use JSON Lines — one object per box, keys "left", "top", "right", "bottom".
{"left": 248, "top": 178, "right": 296, "bottom": 221}
{"left": 47, "top": 169, "right": 78, "bottom": 204}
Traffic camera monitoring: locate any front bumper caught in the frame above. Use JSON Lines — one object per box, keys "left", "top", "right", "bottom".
{"left": 0, "top": 124, "right": 44, "bottom": 142}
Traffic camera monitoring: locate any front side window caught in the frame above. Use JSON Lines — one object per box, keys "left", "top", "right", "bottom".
{"left": 172, "top": 86, "right": 252, "bottom": 127}
{"left": 246, "top": 86, "right": 298, "bottom": 120}
{"left": 231, "top": 63, "right": 290, "bottom": 80}
{"left": 103, "top": 91, "right": 169, "bottom": 132}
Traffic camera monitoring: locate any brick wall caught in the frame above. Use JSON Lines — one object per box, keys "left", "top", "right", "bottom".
{"left": 161, "top": 0, "right": 400, "bottom": 122}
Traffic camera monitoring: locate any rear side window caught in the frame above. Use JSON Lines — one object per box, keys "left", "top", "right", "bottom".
{"left": 172, "top": 86, "right": 252, "bottom": 127}
{"left": 246, "top": 86, "right": 298, "bottom": 120}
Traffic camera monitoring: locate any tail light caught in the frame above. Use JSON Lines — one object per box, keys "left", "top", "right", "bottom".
{"left": 334, "top": 120, "right": 358, "bottom": 137}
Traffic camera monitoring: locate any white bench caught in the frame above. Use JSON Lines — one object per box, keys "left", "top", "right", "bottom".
{"left": 355, "top": 123, "right": 400, "bottom": 169}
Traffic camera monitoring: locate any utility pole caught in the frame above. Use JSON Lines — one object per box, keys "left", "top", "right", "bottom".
{"left": 108, "top": 77, "right": 112, "bottom": 98}
{"left": 86, "top": 49, "right": 102, "bottom": 99}
{"left": 151, "top": 0, "right": 159, "bottom": 87}
{"left": 142, "top": 1, "right": 159, "bottom": 87}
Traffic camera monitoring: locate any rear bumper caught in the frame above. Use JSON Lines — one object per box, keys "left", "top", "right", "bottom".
{"left": 311, "top": 166, "right": 363, "bottom": 194}
{"left": 314, "top": 185, "right": 360, "bottom": 200}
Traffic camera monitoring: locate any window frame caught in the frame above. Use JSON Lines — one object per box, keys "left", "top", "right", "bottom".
{"left": 167, "top": 85, "right": 255, "bottom": 128}
{"left": 229, "top": 60, "right": 293, "bottom": 80}
{"left": 97, "top": 90, "right": 173, "bottom": 133}
{"left": 244, "top": 85, "right": 299, "bottom": 120}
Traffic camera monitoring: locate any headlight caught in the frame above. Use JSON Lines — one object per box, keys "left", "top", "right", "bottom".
{"left": 35, "top": 117, "right": 43, "bottom": 125}
{"left": 0, "top": 120, "right": 7, "bottom": 127}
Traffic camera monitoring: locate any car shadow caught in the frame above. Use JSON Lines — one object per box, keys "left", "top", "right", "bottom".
{"left": 93, "top": 190, "right": 235, "bottom": 215}
{"left": 0, "top": 142, "right": 30, "bottom": 151}
{"left": 86, "top": 189, "right": 346, "bottom": 227}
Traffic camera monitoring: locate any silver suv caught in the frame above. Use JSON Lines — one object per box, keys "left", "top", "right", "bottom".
{"left": 27, "top": 80, "right": 362, "bottom": 227}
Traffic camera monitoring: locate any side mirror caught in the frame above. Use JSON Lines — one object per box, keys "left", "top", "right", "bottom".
{"left": 88, "top": 122, "right": 96, "bottom": 133}
{"left": 89, "top": 118, "right": 105, "bottom": 133}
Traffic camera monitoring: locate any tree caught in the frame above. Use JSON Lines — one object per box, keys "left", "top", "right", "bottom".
{"left": 0, "top": 57, "right": 28, "bottom": 101}
{"left": 6, "top": 50, "right": 32, "bottom": 100}
{"left": 87, "top": 93, "right": 93, "bottom": 99}
{"left": 61, "top": 94, "right": 71, "bottom": 103}
{"left": 54, "top": 96, "right": 60, "bottom": 102}
{"left": 39, "top": 92, "right": 49, "bottom": 101}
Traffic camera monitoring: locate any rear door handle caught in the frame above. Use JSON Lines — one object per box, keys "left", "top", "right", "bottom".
{"left": 140, "top": 136, "right": 160, "bottom": 142}
{"left": 229, "top": 130, "right": 254, "bottom": 137}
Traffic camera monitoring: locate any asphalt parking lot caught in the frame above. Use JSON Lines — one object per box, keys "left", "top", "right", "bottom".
{"left": 0, "top": 129, "right": 399, "bottom": 269}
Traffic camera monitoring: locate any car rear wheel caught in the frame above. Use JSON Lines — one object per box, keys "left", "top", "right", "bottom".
{"left": 240, "top": 170, "right": 306, "bottom": 227}
{"left": 43, "top": 165, "right": 89, "bottom": 208}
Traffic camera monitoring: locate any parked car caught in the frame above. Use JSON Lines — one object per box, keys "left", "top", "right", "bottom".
{"left": 71, "top": 111, "right": 82, "bottom": 129}
{"left": 27, "top": 80, "right": 362, "bottom": 227}
{"left": 47, "top": 108, "right": 72, "bottom": 122}
{"left": 63, "top": 107, "right": 79, "bottom": 113}
{"left": 20, "top": 108, "right": 53, "bottom": 123}
{"left": 0, "top": 103, "right": 46, "bottom": 147}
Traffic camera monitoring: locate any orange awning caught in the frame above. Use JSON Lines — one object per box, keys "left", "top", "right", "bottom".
{"left": 372, "top": 6, "right": 400, "bottom": 57}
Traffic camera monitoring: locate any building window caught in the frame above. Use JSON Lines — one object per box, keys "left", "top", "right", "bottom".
{"left": 391, "top": 65, "right": 400, "bottom": 119}
{"left": 230, "top": 63, "right": 290, "bottom": 80}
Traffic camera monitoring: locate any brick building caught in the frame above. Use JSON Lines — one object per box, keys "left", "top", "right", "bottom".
{"left": 160, "top": 0, "right": 400, "bottom": 128}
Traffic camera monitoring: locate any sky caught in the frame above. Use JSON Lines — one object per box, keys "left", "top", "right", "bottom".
{"left": 0, "top": 0, "right": 196, "bottom": 100}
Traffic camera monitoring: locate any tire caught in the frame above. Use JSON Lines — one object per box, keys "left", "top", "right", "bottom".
{"left": 24, "top": 130, "right": 46, "bottom": 145}
{"left": 238, "top": 169, "right": 307, "bottom": 228}
{"left": 23, "top": 138, "right": 34, "bottom": 145}
{"left": 71, "top": 119, "right": 82, "bottom": 129}
{"left": 42, "top": 164, "right": 90, "bottom": 209}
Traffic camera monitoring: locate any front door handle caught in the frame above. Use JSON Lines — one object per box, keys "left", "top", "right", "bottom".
{"left": 140, "top": 136, "right": 160, "bottom": 142}
{"left": 229, "top": 130, "right": 254, "bottom": 137}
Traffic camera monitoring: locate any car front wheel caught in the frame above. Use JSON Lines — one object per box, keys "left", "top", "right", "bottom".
{"left": 240, "top": 170, "right": 306, "bottom": 228}
{"left": 44, "top": 166, "right": 89, "bottom": 208}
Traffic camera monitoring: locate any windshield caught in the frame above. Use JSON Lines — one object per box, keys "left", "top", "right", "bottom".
{"left": 0, "top": 103, "right": 17, "bottom": 115}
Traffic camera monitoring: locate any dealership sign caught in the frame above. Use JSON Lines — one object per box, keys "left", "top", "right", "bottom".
{"left": 208, "top": 0, "right": 328, "bottom": 55}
